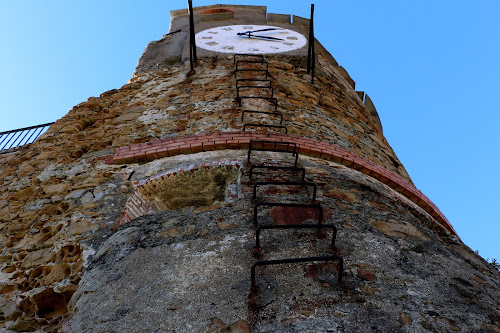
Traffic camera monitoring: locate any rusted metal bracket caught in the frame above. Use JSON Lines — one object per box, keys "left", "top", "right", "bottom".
{"left": 236, "top": 60, "right": 268, "bottom": 68}
{"left": 250, "top": 255, "right": 344, "bottom": 293}
{"left": 234, "top": 54, "right": 265, "bottom": 64}
{"left": 255, "top": 224, "right": 337, "bottom": 250}
{"left": 253, "top": 202, "right": 323, "bottom": 227}
{"left": 252, "top": 181, "right": 317, "bottom": 201}
{"left": 249, "top": 165, "right": 305, "bottom": 180}
{"left": 241, "top": 110, "right": 283, "bottom": 124}
{"left": 248, "top": 140, "right": 298, "bottom": 166}
{"left": 234, "top": 60, "right": 269, "bottom": 78}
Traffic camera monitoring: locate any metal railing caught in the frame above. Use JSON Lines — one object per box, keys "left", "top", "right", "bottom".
{"left": 0, "top": 123, "right": 54, "bottom": 151}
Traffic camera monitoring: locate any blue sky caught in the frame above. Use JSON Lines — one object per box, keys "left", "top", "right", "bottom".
{"left": 1, "top": 1, "right": 498, "bottom": 262}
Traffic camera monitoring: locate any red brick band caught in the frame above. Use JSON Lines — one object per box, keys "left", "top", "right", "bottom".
{"left": 105, "top": 131, "right": 458, "bottom": 237}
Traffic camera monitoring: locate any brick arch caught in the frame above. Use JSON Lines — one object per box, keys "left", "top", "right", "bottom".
{"left": 114, "top": 160, "right": 242, "bottom": 229}
{"left": 106, "top": 131, "right": 458, "bottom": 238}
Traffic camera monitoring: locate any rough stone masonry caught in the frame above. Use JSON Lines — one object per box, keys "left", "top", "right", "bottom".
{"left": 1, "top": 4, "right": 499, "bottom": 333}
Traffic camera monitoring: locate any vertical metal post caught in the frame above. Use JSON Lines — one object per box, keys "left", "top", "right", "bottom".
{"left": 307, "top": 5, "right": 313, "bottom": 74}
{"left": 187, "top": 0, "right": 197, "bottom": 71}
{"left": 307, "top": 4, "right": 315, "bottom": 83}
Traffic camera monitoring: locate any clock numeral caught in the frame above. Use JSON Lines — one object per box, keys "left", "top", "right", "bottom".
{"left": 222, "top": 46, "right": 234, "bottom": 50}
{"left": 279, "top": 31, "right": 290, "bottom": 34}
{"left": 270, "top": 46, "right": 280, "bottom": 51}
{"left": 208, "top": 31, "right": 218, "bottom": 34}
{"left": 283, "top": 42, "right": 295, "bottom": 46}
{"left": 222, "top": 27, "right": 233, "bottom": 31}
{"left": 287, "top": 37, "right": 298, "bottom": 40}
{"left": 206, "top": 42, "right": 219, "bottom": 46}
{"left": 248, "top": 47, "right": 260, "bottom": 52}
{"left": 243, "top": 26, "right": 253, "bottom": 29}
{"left": 202, "top": 36, "right": 212, "bottom": 39}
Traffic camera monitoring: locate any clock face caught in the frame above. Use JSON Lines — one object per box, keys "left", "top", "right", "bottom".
{"left": 195, "top": 25, "right": 307, "bottom": 54}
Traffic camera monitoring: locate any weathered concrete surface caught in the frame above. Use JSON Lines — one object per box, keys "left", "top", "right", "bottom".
{"left": 67, "top": 153, "right": 500, "bottom": 332}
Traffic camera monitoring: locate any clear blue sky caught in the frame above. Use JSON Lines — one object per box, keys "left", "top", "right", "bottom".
{"left": 1, "top": 1, "right": 498, "bottom": 262}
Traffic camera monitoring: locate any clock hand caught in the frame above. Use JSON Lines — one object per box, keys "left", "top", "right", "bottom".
{"left": 236, "top": 32, "right": 284, "bottom": 41}
{"left": 246, "top": 34, "right": 284, "bottom": 41}
{"left": 236, "top": 28, "right": 282, "bottom": 37}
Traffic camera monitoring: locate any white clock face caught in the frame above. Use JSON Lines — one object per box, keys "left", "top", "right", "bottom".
{"left": 195, "top": 25, "right": 307, "bottom": 54}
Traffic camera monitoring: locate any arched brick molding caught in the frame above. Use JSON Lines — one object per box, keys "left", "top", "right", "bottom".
{"left": 106, "top": 131, "right": 457, "bottom": 237}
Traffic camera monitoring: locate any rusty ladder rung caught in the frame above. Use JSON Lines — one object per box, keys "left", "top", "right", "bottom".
{"left": 248, "top": 140, "right": 298, "bottom": 166}
{"left": 253, "top": 201, "right": 323, "bottom": 227}
{"left": 252, "top": 181, "right": 317, "bottom": 201}
{"left": 255, "top": 224, "right": 337, "bottom": 250}
{"left": 234, "top": 53, "right": 265, "bottom": 64}
{"left": 249, "top": 165, "right": 305, "bottom": 180}
{"left": 234, "top": 60, "right": 269, "bottom": 79}
{"left": 250, "top": 255, "right": 344, "bottom": 293}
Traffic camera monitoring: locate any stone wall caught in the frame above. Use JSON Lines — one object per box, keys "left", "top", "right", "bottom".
{"left": 1, "top": 32, "right": 499, "bottom": 333}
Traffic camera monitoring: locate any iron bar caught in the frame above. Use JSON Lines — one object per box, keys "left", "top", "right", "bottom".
{"left": 310, "top": 4, "right": 315, "bottom": 83}
{"left": 234, "top": 60, "right": 269, "bottom": 78}
{"left": 24, "top": 127, "right": 42, "bottom": 144}
{"left": 16, "top": 128, "right": 32, "bottom": 148}
{"left": 164, "top": 29, "right": 181, "bottom": 37}
{"left": 187, "top": 0, "right": 197, "bottom": 71}
{"left": 8, "top": 129, "right": 28, "bottom": 149}
{"left": 0, "top": 133, "right": 10, "bottom": 148}
{"left": 0, "top": 122, "right": 54, "bottom": 135}
{"left": 31, "top": 127, "right": 46, "bottom": 144}
{"left": 307, "top": 4, "right": 315, "bottom": 84}
{"left": 236, "top": 59, "right": 268, "bottom": 66}
{"left": 252, "top": 181, "right": 317, "bottom": 201}
{"left": 6, "top": 132, "right": 22, "bottom": 150}
{"left": 249, "top": 165, "right": 305, "bottom": 180}
{"left": 250, "top": 255, "right": 344, "bottom": 292}
{"left": 255, "top": 224, "right": 337, "bottom": 249}
{"left": 253, "top": 202, "right": 323, "bottom": 227}
{"left": 248, "top": 140, "right": 298, "bottom": 166}
{"left": 234, "top": 54, "right": 265, "bottom": 64}
{"left": 236, "top": 60, "right": 269, "bottom": 72}
{"left": 0, "top": 122, "right": 54, "bottom": 151}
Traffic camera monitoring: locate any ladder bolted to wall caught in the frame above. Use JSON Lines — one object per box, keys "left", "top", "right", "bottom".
{"left": 232, "top": 54, "right": 343, "bottom": 301}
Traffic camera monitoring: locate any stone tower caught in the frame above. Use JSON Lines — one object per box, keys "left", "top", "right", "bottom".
{"left": 1, "top": 4, "right": 499, "bottom": 333}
